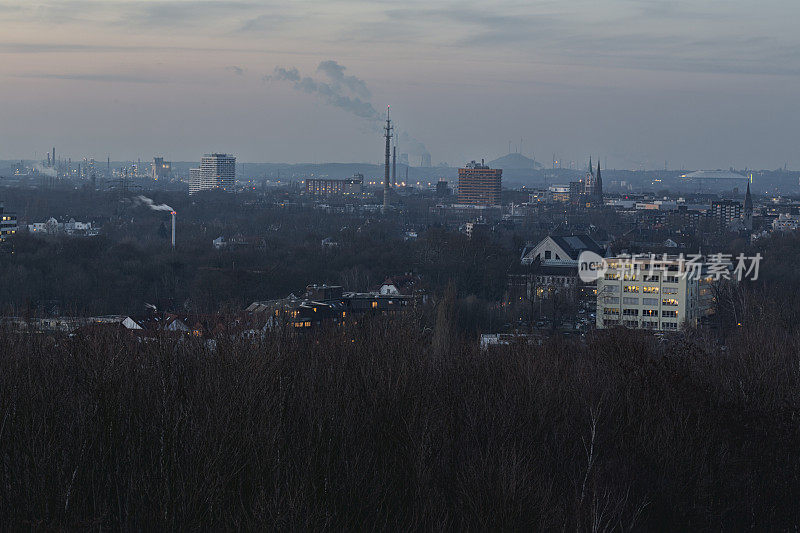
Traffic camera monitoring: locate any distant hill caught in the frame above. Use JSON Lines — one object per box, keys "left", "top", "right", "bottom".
{"left": 488, "top": 153, "right": 543, "bottom": 170}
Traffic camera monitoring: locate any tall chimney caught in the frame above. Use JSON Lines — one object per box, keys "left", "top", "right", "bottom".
{"left": 171, "top": 211, "right": 176, "bottom": 249}
{"left": 382, "top": 105, "right": 393, "bottom": 213}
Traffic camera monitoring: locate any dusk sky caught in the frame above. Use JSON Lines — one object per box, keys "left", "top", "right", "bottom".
{"left": 0, "top": 0, "right": 798, "bottom": 169}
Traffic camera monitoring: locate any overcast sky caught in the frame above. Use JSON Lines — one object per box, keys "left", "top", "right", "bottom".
{"left": 0, "top": 0, "right": 798, "bottom": 169}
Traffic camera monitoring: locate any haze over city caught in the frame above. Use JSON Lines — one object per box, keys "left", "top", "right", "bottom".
{"left": 1, "top": 0, "right": 799, "bottom": 169}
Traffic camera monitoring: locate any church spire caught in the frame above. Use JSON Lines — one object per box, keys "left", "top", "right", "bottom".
{"left": 594, "top": 160, "right": 603, "bottom": 203}
{"left": 744, "top": 180, "right": 753, "bottom": 213}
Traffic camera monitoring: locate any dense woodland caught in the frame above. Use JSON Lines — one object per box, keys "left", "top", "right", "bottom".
{"left": 1, "top": 289, "right": 799, "bottom": 529}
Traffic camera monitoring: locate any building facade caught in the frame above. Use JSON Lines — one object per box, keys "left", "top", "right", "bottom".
{"left": 152, "top": 157, "right": 172, "bottom": 181}
{"left": 710, "top": 200, "right": 742, "bottom": 229}
{"left": 457, "top": 160, "right": 502, "bottom": 206}
{"left": 305, "top": 174, "right": 363, "bottom": 197}
{"left": 189, "top": 153, "right": 236, "bottom": 194}
{"left": 595, "top": 255, "right": 711, "bottom": 331}
{"left": 0, "top": 202, "right": 18, "bottom": 241}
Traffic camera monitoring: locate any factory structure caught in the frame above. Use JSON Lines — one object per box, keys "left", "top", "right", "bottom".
{"left": 189, "top": 153, "right": 236, "bottom": 195}
{"left": 152, "top": 157, "right": 172, "bottom": 181}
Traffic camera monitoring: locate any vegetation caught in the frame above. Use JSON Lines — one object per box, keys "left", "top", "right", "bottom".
{"left": 1, "top": 305, "right": 799, "bottom": 529}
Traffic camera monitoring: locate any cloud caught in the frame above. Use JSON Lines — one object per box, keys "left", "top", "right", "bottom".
{"left": 14, "top": 72, "right": 168, "bottom": 83}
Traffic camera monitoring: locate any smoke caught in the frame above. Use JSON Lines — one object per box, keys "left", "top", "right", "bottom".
{"left": 33, "top": 164, "right": 57, "bottom": 178}
{"left": 135, "top": 195, "right": 173, "bottom": 212}
{"left": 267, "top": 60, "right": 429, "bottom": 155}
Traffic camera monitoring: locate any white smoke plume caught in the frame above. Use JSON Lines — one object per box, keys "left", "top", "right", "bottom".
{"left": 267, "top": 60, "right": 429, "bottom": 155}
{"left": 135, "top": 195, "right": 173, "bottom": 212}
{"left": 33, "top": 164, "right": 57, "bottom": 178}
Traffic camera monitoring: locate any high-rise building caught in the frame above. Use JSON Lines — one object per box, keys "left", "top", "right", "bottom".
{"left": 189, "top": 153, "right": 236, "bottom": 194}
{"left": 152, "top": 157, "right": 172, "bottom": 181}
{"left": 457, "top": 159, "right": 502, "bottom": 206}
{"left": 709, "top": 200, "right": 742, "bottom": 229}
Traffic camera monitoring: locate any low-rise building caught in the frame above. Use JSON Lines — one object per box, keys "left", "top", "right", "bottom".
{"left": 0, "top": 202, "right": 17, "bottom": 241}
{"left": 772, "top": 213, "right": 800, "bottom": 232}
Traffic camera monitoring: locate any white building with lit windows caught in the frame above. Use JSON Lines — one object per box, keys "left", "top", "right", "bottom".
{"left": 596, "top": 255, "right": 713, "bottom": 331}
{"left": 189, "top": 153, "right": 236, "bottom": 194}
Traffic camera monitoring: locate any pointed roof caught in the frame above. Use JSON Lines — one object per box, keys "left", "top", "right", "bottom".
{"left": 744, "top": 181, "right": 753, "bottom": 212}
{"left": 594, "top": 160, "right": 603, "bottom": 200}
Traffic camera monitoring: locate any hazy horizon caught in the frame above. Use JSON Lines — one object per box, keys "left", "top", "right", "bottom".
{"left": 1, "top": 0, "right": 799, "bottom": 170}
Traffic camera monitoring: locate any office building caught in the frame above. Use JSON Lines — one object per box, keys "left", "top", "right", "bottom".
{"left": 595, "top": 255, "right": 711, "bottom": 331}
{"left": 457, "top": 159, "right": 502, "bottom": 206}
{"left": 0, "top": 202, "right": 18, "bottom": 241}
{"left": 189, "top": 153, "right": 236, "bottom": 194}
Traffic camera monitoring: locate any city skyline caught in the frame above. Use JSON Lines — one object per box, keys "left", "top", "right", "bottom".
{"left": 0, "top": 0, "right": 799, "bottom": 169}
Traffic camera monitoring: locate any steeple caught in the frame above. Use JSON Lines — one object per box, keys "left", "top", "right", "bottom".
{"left": 743, "top": 180, "right": 753, "bottom": 230}
{"left": 744, "top": 180, "right": 753, "bottom": 213}
{"left": 594, "top": 160, "right": 603, "bottom": 203}
{"left": 588, "top": 155, "right": 593, "bottom": 176}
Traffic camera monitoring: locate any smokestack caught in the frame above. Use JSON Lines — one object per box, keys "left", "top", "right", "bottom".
{"left": 171, "top": 211, "right": 176, "bottom": 249}
{"left": 382, "top": 105, "right": 392, "bottom": 213}
{"left": 392, "top": 145, "right": 397, "bottom": 186}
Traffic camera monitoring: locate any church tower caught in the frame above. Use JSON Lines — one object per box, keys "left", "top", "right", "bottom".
{"left": 594, "top": 160, "right": 603, "bottom": 205}
{"left": 743, "top": 180, "right": 753, "bottom": 230}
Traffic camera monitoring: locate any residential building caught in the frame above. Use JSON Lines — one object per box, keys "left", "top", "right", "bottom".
{"left": 709, "top": 200, "right": 742, "bottom": 229}
{"left": 521, "top": 234, "right": 606, "bottom": 265}
{"left": 595, "top": 255, "right": 711, "bottom": 331}
{"left": 772, "top": 213, "right": 800, "bottom": 231}
{"left": 189, "top": 153, "right": 236, "bottom": 194}
{"left": 457, "top": 159, "right": 502, "bottom": 206}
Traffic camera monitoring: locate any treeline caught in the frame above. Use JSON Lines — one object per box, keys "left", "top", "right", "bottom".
{"left": 0, "top": 222, "right": 515, "bottom": 316}
{"left": 1, "top": 302, "right": 799, "bottom": 529}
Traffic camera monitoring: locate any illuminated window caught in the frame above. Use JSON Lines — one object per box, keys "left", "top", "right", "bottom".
{"left": 662, "top": 298, "right": 679, "bottom": 307}
{"left": 623, "top": 286, "right": 639, "bottom": 293}
{"left": 642, "top": 286, "right": 659, "bottom": 293}
{"left": 371, "top": 301, "right": 378, "bottom": 309}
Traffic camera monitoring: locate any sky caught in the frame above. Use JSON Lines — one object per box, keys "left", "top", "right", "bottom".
{"left": 0, "top": 0, "right": 798, "bottom": 169}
